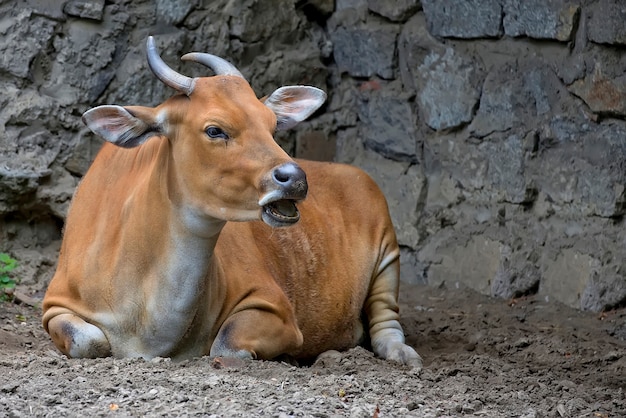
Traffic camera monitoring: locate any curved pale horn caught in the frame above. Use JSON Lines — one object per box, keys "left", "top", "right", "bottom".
{"left": 146, "top": 36, "right": 195, "bottom": 95}
{"left": 180, "top": 52, "right": 245, "bottom": 79}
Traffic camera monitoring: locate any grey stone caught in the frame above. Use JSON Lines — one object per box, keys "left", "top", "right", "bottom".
{"left": 574, "top": 43, "right": 626, "bottom": 80}
{"left": 400, "top": 247, "right": 427, "bottom": 285}
{"left": 416, "top": 48, "right": 482, "bottom": 131}
{"left": 533, "top": 191, "right": 556, "bottom": 221}
{"left": 185, "top": 11, "right": 232, "bottom": 71}
{"left": 469, "top": 65, "right": 523, "bottom": 138}
{"left": 541, "top": 249, "right": 596, "bottom": 309}
{"left": 568, "top": 62, "right": 626, "bottom": 117}
{"left": 367, "top": 0, "right": 421, "bottom": 22}
{"left": 536, "top": 119, "right": 626, "bottom": 218}
{"left": 17, "top": 0, "right": 66, "bottom": 20}
{"left": 425, "top": 132, "right": 534, "bottom": 205}
{"left": 305, "top": 0, "right": 335, "bottom": 16}
{"left": 358, "top": 87, "right": 417, "bottom": 162}
{"left": 525, "top": 67, "right": 558, "bottom": 116}
{"left": 155, "top": 0, "right": 196, "bottom": 25}
{"left": 397, "top": 13, "right": 442, "bottom": 93}
{"left": 353, "top": 149, "right": 425, "bottom": 249}
{"left": 63, "top": 0, "right": 105, "bottom": 21}
{"left": 558, "top": 53, "right": 586, "bottom": 86}
{"left": 503, "top": 0, "right": 580, "bottom": 41}
{"left": 228, "top": 0, "right": 301, "bottom": 43}
{"left": 103, "top": 34, "right": 184, "bottom": 106}
{"left": 423, "top": 132, "right": 488, "bottom": 195}
{"left": 310, "top": 25, "right": 334, "bottom": 60}
{"left": 470, "top": 63, "right": 572, "bottom": 138}
{"left": 330, "top": 24, "right": 399, "bottom": 79}
{"left": 491, "top": 245, "right": 540, "bottom": 299}
{"left": 421, "top": 0, "right": 503, "bottom": 39}
{"left": 41, "top": 30, "right": 118, "bottom": 105}
{"left": 64, "top": 132, "right": 104, "bottom": 177}
{"left": 328, "top": 1, "right": 368, "bottom": 29}
{"left": 424, "top": 171, "right": 464, "bottom": 209}
{"left": 578, "top": 134, "right": 626, "bottom": 218}
{"left": 422, "top": 235, "right": 503, "bottom": 294}
{"left": 483, "top": 135, "right": 536, "bottom": 204}
{"left": 0, "top": 168, "right": 41, "bottom": 214}
{"left": 334, "top": 128, "right": 362, "bottom": 165}
{"left": 184, "top": 0, "right": 230, "bottom": 39}
{"left": 580, "top": 273, "right": 626, "bottom": 312}
{"left": 0, "top": 128, "right": 59, "bottom": 215}
{"left": 40, "top": 6, "right": 133, "bottom": 106}
{"left": 295, "top": 130, "right": 336, "bottom": 162}
{"left": 245, "top": 46, "right": 327, "bottom": 100}
{"left": 327, "top": 79, "right": 360, "bottom": 128}
{"left": 336, "top": 0, "right": 365, "bottom": 10}
{"left": 0, "top": 10, "right": 57, "bottom": 79}
{"left": 0, "top": 85, "right": 60, "bottom": 134}
{"left": 426, "top": 131, "right": 536, "bottom": 210}
{"left": 35, "top": 164, "right": 77, "bottom": 220}
{"left": 587, "top": 0, "right": 626, "bottom": 45}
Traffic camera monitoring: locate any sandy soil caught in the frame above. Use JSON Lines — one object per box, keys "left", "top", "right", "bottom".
{"left": 1, "top": 283, "right": 625, "bottom": 417}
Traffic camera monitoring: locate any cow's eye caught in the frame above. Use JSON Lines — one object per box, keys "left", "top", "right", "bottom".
{"left": 205, "top": 126, "right": 229, "bottom": 140}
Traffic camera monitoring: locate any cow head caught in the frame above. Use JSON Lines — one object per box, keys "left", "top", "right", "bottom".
{"left": 81, "top": 37, "right": 326, "bottom": 229}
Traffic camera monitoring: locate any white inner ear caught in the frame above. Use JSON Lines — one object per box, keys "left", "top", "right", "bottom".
{"left": 265, "top": 86, "right": 327, "bottom": 130}
{"left": 82, "top": 105, "right": 159, "bottom": 148}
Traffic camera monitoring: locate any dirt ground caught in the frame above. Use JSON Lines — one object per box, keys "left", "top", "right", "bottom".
{"left": 1, "top": 283, "right": 625, "bottom": 417}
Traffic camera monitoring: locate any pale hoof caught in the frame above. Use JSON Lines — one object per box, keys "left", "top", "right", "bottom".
{"left": 312, "top": 349, "right": 343, "bottom": 368}
{"left": 382, "top": 341, "right": 423, "bottom": 370}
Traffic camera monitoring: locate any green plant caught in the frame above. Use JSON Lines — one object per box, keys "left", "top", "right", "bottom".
{"left": 0, "top": 252, "right": 18, "bottom": 301}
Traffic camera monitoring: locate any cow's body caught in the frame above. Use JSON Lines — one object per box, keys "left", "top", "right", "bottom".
{"left": 42, "top": 37, "right": 421, "bottom": 368}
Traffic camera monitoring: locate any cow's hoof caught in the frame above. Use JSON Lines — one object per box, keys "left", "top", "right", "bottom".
{"left": 47, "top": 313, "right": 111, "bottom": 359}
{"left": 383, "top": 341, "right": 423, "bottom": 370}
{"left": 312, "top": 349, "right": 343, "bottom": 368}
{"left": 211, "top": 356, "right": 247, "bottom": 369}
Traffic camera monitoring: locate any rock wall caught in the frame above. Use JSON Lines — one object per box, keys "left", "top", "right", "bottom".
{"left": 1, "top": 0, "right": 626, "bottom": 312}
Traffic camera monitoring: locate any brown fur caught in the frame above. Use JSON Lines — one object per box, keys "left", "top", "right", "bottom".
{"left": 42, "top": 71, "right": 421, "bottom": 368}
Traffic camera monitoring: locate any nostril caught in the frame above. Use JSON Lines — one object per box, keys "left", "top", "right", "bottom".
{"left": 273, "top": 162, "right": 303, "bottom": 185}
{"left": 271, "top": 162, "right": 308, "bottom": 197}
{"left": 273, "top": 169, "right": 290, "bottom": 184}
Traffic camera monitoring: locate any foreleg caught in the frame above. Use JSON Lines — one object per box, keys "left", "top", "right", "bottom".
{"left": 210, "top": 302, "right": 303, "bottom": 361}
{"left": 46, "top": 313, "right": 111, "bottom": 359}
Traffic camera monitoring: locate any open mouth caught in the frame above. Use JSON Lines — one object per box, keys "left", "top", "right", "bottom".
{"left": 262, "top": 199, "right": 300, "bottom": 226}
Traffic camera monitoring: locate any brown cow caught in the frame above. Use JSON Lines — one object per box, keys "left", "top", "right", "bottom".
{"left": 42, "top": 37, "right": 422, "bottom": 368}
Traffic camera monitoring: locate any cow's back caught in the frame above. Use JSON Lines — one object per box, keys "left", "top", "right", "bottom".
{"left": 215, "top": 159, "right": 399, "bottom": 359}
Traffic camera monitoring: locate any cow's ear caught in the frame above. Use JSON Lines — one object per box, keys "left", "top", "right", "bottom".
{"left": 82, "top": 105, "right": 162, "bottom": 148}
{"left": 264, "top": 86, "right": 326, "bottom": 131}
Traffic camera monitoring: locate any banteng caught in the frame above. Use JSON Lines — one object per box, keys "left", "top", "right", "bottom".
{"left": 42, "top": 37, "right": 422, "bottom": 368}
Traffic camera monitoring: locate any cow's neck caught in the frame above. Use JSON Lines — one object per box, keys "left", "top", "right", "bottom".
{"left": 130, "top": 145, "right": 228, "bottom": 356}
{"left": 155, "top": 140, "right": 227, "bottom": 294}
{"left": 162, "top": 207, "right": 225, "bottom": 307}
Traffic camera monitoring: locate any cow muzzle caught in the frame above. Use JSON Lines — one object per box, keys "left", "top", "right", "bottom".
{"left": 259, "top": 162, "right": 308, "bottom": 227}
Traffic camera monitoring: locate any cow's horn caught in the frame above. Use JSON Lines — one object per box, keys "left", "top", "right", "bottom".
{"left": 146, "top": 36, "right": 195, "bottom": 95}
{"left": 181, "top": 52, "right": 245, "bottom": 79}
